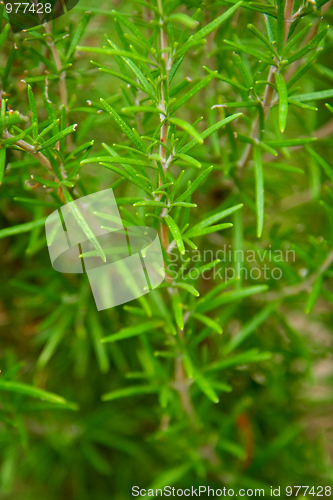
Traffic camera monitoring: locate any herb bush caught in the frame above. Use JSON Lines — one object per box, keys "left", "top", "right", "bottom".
{"left": 1, "top": 0, "right": 333, "bottom": 498}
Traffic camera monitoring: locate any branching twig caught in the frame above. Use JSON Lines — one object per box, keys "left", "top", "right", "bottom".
{"left": 157, "top": 0, "right": 196, "bottom": 423}
{"left": 157, "top": 1, "right": 170, "bottom": 253}
{"left": 238, "top": 0, "right": 295, "bottom": 170}
{"left": 3, "top": 130, "right": 55, "bottom": 176}
{"left": 44, "top": 23, "right": 68, "bottom": 110}
{"left": 264, "top": 251, "right": 333, "bottom": 301}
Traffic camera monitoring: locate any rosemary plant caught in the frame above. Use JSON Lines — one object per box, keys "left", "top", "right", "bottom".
{"left": 0, "top": 0, "right": 333, "bottom": 498}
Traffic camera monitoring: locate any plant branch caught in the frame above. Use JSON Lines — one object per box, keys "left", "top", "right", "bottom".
{"left": 157, "top": 0, "right": 196, "bottom": 422}
{"left": 238, "top": 0, "right": 295, "bottom": 170}
{"left": 174, "top": 356, "right": 196, "bottom": 422}
{"left": 43, "top": 23, "right": 68, "bottom": 110}
{"left": 157, "top": 2, "right": 170, "bottom": 253}
{"left": 2, "top": 130, "right": 55, "bottom": 176}
{"left": 264, "top": 250, "right": 333, "bottom": 301}
{"left": 43, "top": 19, "right": 73, "bottom": 151}
{"left": 284, "top": 0, "right": 294, "bottom": 47}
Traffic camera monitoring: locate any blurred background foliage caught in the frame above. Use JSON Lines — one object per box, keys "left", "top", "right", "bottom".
{"left": 0, "top": 0, "right": 333, "bottom": 498}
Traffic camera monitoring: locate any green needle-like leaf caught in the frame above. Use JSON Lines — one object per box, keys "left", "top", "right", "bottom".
{"left": 134, "top": 200, "right": 169, "bottom": 208}
{"left": 38, "top": 124, "right": 77, "bottom": 151}
{"left": 166, "top": 13, "right": 198, "bottom": 29}
{"left": 112, "top": 10, "right": 151, "bottom": 48}
{"left": 0, "top": 23, "right": 10, "bottom": 50}
{"left": 170, "top": 73, "right": 217, "bottom": 114}
{"left": 27, "top": 85, "right": 38, "bottom": 140}
{"left": 187, "top": 203, "right": 243, "bottom": 233}
{"left": 88, "top": 309, "right": 110, "bottom": 373}
{"left": 107, "top": 39, "right": 158, "bottom": 100}
{"left": 66, "top": 11, "right": 92, "bottom": 61}
{"left": 171, "top": 289, "right": 184, "bottom": 330}
{"left": 275, "top": 72, "right": 288, "bottom": 133}
{"left": 205, "top": 348, "right": 272, "bottom": 373}
{"left": 306, "top": 147, "right": 333, "bottom": 183}
{"left": 175, "top": 166, "right": 213, "bottom": 203}
{"left": 37, "top": 316, "right": 72, "bottom": 369}
{"left": 82, "top": 156, "right": 153, "bottom": 168}
{"left": 264, "top": 137, "right": 317, "bottom": 147}
{"left": 101, "top": 320, "right": 164, "bottom": 343}
{"left": 181, "top": 2, "right": 241, "bottom": 55}
{"left": 62, "top": 187, "right": 106, "bottom": 263}
{"left": 276, "top": 0, "right": 284, "bottom": 54}
{"left": 0, "top": 146, "right": 6, "bottom": 185}
{"left": 184, "top": 223, "right": 233, "bottom": 238}
{"left": 164, "top": 214, "right": 185, "bottom": 254}
{"left": 0, "top": 217, "right": 48, "bottom": 239}
{"left": 224, "top": 302, "right": 278, "bottom": 354}
{"left": 122, "top": 105, "right": 164, "bottom": 115}
{"left": 173, "top": 155, "right": 201, "bottom": 168}
{"left": 193, "top": 369, "right": 219, "bottom": 403}
{"left": 99, "top": 162, "right": 152, "bottom": 196}
{"left": 174, "top": 283, "right": 200, "bottom": 297}
{"left": 247, "top": 24, "right": 279, "bottom": 58}
{"left": 305, "top": 275, "right": 323, "bottom": 314}
{"left": 254, "top": 146, "right": 264, "bottom": 238}
{"left": 100, "top": 99, "right": 147, "bottom": 153}
{"left": 224, "top": 40, "right": 277, "bottom": 66}
{"left": 291, "top": 89, "right": 333, "bottom": 103}
{"left": 169, "top": 118, "right": 203, "bottom": 144}
{"left": 197, "top": 285, "right": 268, "bottom": 314}
{"left": 178, "top": 113, "right": 242, "bottom": 154}
{"left": 192, "top": 313, "right": 222, "bottom": 333}
{"left": 0, "top": 380, "right": 76, "bottom": 406}
{"left": 285, "top": 26, "right": 329, "bottom": 66}
{"left": 78, "top": 45, "right": 158, "bottom": 67}
{"left": 102, "top": 385, "right": 158, "bottom": 401}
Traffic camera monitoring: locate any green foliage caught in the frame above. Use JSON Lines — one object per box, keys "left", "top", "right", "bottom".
{"left": 1, "top": 0, "right": 333, "bottom": 498}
